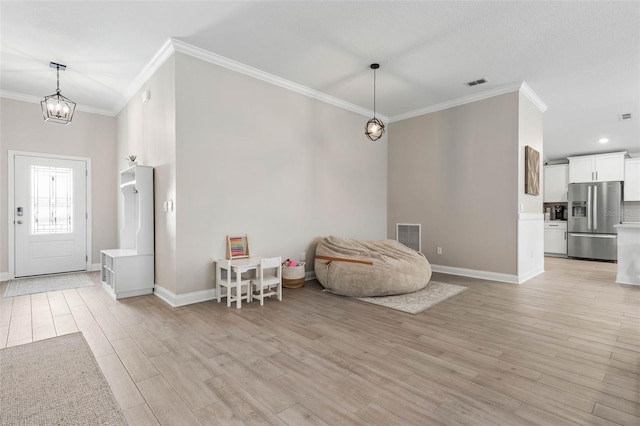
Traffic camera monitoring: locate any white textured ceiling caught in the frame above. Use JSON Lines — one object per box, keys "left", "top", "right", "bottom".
{"left": 1, "top": 1, "right": 638, "bottom": 160}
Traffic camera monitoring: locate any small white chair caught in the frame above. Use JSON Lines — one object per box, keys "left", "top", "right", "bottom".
{"left": 216, "top": 259, "right": 252, "bottom": 308}
{"left": 251, "top": 257, "right": 282, "bottom": 306}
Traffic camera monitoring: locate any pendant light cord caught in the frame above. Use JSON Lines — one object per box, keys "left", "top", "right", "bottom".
{"left": 56, "top": 66, "right": 61, "bottom": 94}
{"left": 373, "top": 68, "right": 377, "bottom": 119}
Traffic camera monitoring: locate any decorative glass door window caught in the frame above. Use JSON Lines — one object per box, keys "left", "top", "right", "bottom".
{"left": 31, "top": 165, "right": 73, "bottom": 234}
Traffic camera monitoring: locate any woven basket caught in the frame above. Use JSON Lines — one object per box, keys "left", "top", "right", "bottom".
{"left": 282, "top": 262, "right": 305, "bottom": 288}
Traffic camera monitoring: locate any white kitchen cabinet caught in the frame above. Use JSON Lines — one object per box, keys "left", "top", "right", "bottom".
{"left": 544, "top": 164, "right": 569, "bottom": 202}
{"left": 101, "top": 165, "right": 155, "bottom": 299}
{"left": 624, "top": 158, "right": 640, "bottom": 201}
{"left": 568, "top": 152, "right": 626, "bottom": 183}
{"left": 544, "top": 221, "right": 567, "bottom": 255}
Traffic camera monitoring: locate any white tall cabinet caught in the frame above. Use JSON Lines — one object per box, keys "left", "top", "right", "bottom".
{"left": 101, "top": 165, "right": 155, "bottom": 299}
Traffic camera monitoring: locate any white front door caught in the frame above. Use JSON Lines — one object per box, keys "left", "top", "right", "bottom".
{"left": 13, "top": 154, "right": 87, "bottom": 277}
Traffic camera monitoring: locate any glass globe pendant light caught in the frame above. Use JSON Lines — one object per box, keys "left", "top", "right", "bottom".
{"left": 40, "top": 62, "right": 76, "bottom": 125}
{"left": 365, "top": 63, "right": 385, "bottom": 141}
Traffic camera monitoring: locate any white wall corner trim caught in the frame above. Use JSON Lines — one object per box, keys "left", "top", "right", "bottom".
{"left": 89, "top": 263, "right": 101, "bottom": 272}
{"left": 0, "top": 90, "right": 115, "bottom": 117}
{"left": 154, "top": 285, "right": 217, "bottom": 308}
{"left": 0, "top": 272, "right": 8, "bottom": 282}
{"left": 517, "top": 214, "right": 545, "bottom": 284}
{"left": 431, "top": 264, "right": 520, "bottom": 285}
{"left": 519, "top": 82, "right": 548, "bottom": 113}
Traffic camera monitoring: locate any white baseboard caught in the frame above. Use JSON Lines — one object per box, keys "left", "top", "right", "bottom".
{"left": 431, "top": 264, "right": 520, "bottom": 284}
{"left": 1, "top": 265, "right": 108, "bottom": 283}
{"left": 154, "top": 285, "right": 217, "bottom": 308}
{"left": 616, "top": 274, "right": 640, "bottom": 286}
{"left": 431, "top": 264, "right": 545, "bottom": 284}
{"left": 517, "top": 267, "right": 545, "bottom": 284}
{"left": 154, "top": 271, "right": 318, "bottom": 308}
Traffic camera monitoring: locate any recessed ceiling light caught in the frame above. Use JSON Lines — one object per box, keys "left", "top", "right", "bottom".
{"left": 598, "top": 138, "right": 609, "bottom": 144}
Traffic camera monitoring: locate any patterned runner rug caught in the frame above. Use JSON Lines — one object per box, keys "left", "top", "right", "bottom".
{"left": 0, "top": 332, "right": 126, "bottom": 425}
{"left": 4, "top": 272, "right": 94, "bottom": 297}
{"left": 356, "top": 281, "right": 468, "bottom": 314}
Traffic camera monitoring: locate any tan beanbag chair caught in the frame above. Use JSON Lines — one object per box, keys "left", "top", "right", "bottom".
{"left": 314, "top": 236, "right": 432, "bottom": 297}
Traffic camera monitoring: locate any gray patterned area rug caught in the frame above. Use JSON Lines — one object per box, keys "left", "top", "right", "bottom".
{"left": 356, "top": 281, "right": 468, "bottom": 314}
{"left": 4, "top": 272, "right": 94, "bottom": 297}
{"left": 0, "top": 332, "right": 126, "bottom": 425}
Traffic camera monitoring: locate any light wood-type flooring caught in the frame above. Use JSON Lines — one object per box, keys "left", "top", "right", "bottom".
{"left": 1, "top": 257, "right": 639, "bottom": 425}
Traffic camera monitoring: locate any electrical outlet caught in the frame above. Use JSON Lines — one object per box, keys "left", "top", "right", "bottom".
{"left": 436, "top": 247, "right": 443, "bottom": 255}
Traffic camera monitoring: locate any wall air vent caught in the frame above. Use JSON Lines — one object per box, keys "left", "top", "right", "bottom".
{"left": 396, "top": 223, "right": 421, "bottom": 252}
{"left": 466, "top": 78, "right": 487, "bottom": 87}
{"left": 621, "top": 113, "right": 632, "bottom": 120}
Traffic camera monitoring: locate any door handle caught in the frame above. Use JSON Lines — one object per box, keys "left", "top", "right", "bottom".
{"left": 593, "top": 186, "right": 597, "bottom": 230}
{"left": 587, "top": 186, "right": 592, "bottom": 230}
{"left": 16, "top": 220, "right": 23, "bottom": 224}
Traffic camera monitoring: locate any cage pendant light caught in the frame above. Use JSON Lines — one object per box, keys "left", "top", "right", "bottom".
{"left": 41, "top": 62, "right": 76, "bottom": 125}
{"left": 365, "top": 63, "right": 385, "bottom": 141}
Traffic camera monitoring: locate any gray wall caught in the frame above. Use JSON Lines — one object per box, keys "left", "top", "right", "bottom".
{"left": 117, "top": 52, "right": 387, "bottom": 296}
{"left": 388, "top": 92, "right": 520, "bottom": 275}
{"left": 0, "top": 98, "right": 117, "bottom": 275}
{"left": 174, "top": 52, "right": 387, "bottom": 294}
{"left": 117, "top": 56, "right": 177, "bottom": 294}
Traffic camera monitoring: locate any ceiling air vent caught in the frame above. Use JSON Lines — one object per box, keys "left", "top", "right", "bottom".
{"left": 396, "top": 223, "right": 421, "bottom": 252}
{"left": 466, "top": 78, "right": 487, "bottom": 87}
{"left": 621, "top": 113, "right": 632, "bottom": 120}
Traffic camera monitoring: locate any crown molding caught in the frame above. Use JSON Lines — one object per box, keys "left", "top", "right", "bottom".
{"left": 389, "top": 81, "right": 547, "bottom": 123}
{"left": 170, "top": 38, "right": 386, "bottom": 122}
{"left": 115, "top": 38, "right": 176, "bottom": 115}
{"left": 115, "top": 37, "right": 387, "bottom": 121}
{"left": 519, "top": 81, "right": 548, "bottom": 113}
{"left": 0, "top": 90, "right": 115, "bottom": 116}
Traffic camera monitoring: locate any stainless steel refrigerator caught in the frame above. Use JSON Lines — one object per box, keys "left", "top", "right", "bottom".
{"left": 568, "top": 181, "right": 622, "bottom": 261}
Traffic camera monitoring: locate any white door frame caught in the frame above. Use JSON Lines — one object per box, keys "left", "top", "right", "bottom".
{"left": 7, "top": 150, "right": 92, "bottom": 280}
